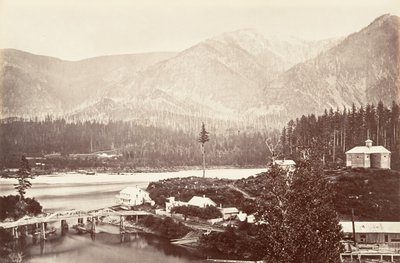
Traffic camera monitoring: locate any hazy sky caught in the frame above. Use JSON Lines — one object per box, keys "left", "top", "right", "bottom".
{"left": 0, "top": 0, "right": 398, "bottom": 60}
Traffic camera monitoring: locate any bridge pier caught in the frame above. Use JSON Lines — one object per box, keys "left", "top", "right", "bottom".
{"left": 61, "top": 220, "right": 68, "bottom": 236}
{"left": 90, "top": 217, "right": 96, "bottom": 241}
{"left": 120, "top": 216, "right": 125, "bottom": 243}
{"left": 11, "top": 227, "right": 18, "bottom": 239}
{"left": 18, "top": 226, "right": 27, "bottom": 250}
{"left": 39, "top": 222, "right": 46, "bottom": 255}
{"left": 32, "top": 224, "right": 38, "bottom": 244}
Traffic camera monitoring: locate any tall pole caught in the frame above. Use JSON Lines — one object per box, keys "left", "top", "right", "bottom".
{"left": 351, "top": 208, "right": 356, "bottom": 246}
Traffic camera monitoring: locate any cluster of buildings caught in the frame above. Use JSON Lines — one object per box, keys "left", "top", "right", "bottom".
{"left": 165, "top": 195, "right": 255, "bottom": 223}
{"left": 115, "top": 187, "right": 255, "bottom": 223}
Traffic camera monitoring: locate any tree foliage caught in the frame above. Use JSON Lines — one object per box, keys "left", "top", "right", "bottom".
{"left": 139, "top": 215, "right": 190, "bottom": 239}
{"left": 0, "top": 195, "right": 42, "bottom": 220}
{"left": 14, "top": 156, "right": 32, "bottom": 200}
{"left": 197, "top": 122, "right": 210, "bottom": 144}
{"left": 198, "top": 122, "right": 210, "bottom": 178}
{"left": 200, "top": 226, "right": 254, "bottom": 257}
{"left": 253, "top": 161, "right": 343, "bottom": 263}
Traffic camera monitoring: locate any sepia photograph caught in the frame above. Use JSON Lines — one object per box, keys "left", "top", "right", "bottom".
{"left": 0, "top": 0, "right": 399, "bottom": 262}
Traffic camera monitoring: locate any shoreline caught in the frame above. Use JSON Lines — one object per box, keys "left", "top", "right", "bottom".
{"left": 1, "top": 165, "right": 267, "bottom": 178}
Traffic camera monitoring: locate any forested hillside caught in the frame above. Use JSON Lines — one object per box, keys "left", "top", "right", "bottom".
{"left": 281, "top": 101, "right": 400, "bottom": 169}
{"left": 0, "top": 118, "right": 278, "bottom": 168}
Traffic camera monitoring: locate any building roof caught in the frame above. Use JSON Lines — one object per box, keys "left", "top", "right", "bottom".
{"left": 274, "top": 160, "right": 296, "bottom": 166}
{"left": 220, "top": 207, "right": 239, "bottom": 214}
{"left": 340, "top": 221, "right": 400, "bottom": 233}
{"left": 188, "top": 196, "right": 216, "bottom": 207}
{"left": 345, "top": 146, "right": 391, "bottom": 154}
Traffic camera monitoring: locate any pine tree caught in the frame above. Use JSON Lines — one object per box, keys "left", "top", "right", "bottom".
{"left": 198, "top": 123, "right": 210, "bottom": 178}
{"left": 14, "top": 156, "right": 32, "bottom": 200}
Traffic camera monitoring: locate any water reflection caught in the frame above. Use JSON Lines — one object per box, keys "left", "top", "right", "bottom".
{"left": 26, "top": 231, "right": 204, "bottom": 263}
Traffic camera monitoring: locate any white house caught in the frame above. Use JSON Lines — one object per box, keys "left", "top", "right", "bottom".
{"left": 345, "top": 140, "right": 391, "bottom": 169}
{"left": 165, "top": 195, "right": 217, "bottom": 213}
{"left": 273, "top": 159, "right": 296, "bottom": 172}
{"left": 188, "top": 195, "right": 217, "bottom": 208}
{"left": 116, "top": 186, "right": 153, "bottom": 209}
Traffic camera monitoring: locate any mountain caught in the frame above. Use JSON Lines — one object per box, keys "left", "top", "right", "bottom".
{"left": 132, "top": 29, "right": 338, "bottom": 117}
{"left": 1, "top": 14, "right": 398, "bottom": 131}
{"left": 0, "top": 49, "right": 176, "bottom": 117}
{"left": 264, "top": 14, "right": 400, "bottom": 117}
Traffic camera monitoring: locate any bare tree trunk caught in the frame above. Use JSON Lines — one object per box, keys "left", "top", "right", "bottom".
{"left": 333, "top": 131, "right": 336, "bottom": 163}
{"left": 202, "top": 143, "right": 206, "bottom": 178}
{"left": 343, "top": 126, "right": 346, "bottom": 152}
{"left": 377, "top": 124, "right": 379, "bottom": 145}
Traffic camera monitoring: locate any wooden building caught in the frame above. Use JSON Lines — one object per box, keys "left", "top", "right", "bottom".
{"left": 340, "top": 221, "right": 400, "bottom": 245}
{"left": 345, "top": 140, "right": 391, "bottom": 169}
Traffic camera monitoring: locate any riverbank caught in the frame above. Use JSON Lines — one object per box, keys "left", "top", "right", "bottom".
{"left": 1, "top": 165, "right": 266, "bottom": 178}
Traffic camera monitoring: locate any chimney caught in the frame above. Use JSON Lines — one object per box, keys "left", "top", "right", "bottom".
{"left": 365, "top": 139, "right": 372, "bottom": 148}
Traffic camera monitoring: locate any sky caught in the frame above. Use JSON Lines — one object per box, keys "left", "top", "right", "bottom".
{"left": 0, "top": 0, "right": 398, "bottom": 61}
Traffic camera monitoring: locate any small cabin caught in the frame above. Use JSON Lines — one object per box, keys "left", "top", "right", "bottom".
{"left": 273, "top": 159, "right": 296, "bottom": 172}
{"left": 345, "top": 140, "right": 391, "bottom": 169}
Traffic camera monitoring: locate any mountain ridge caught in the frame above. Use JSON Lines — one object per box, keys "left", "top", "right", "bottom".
{"left": 1, "top": 15, "right": 398, "bottom": 132}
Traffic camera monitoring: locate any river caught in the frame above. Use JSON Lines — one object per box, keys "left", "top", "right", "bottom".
{"left": 0, "top": 168, "right": 267, "bottom": 263}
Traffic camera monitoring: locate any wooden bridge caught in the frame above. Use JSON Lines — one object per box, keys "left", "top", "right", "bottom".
{"left": 0, "top": 207, "right": 152, "bottom": 255}
{"left": 0, "top": 207, "right": 151, "bottom": 229}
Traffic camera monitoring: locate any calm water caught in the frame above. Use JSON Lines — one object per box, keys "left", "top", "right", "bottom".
{"left": 25, "top": 230, "right": 204, "bottom": 263}
{"left": 0, "top": 168, "right": 266, "bottom": 263}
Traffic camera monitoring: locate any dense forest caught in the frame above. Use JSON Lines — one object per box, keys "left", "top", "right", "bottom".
{"left": 2, "top": 101, "right": 398, "bottom": 170}
{"left": 281, "top": 101, "right": 400, "bottom": 169}
{"left": 0, "top": 118, "right": 278, "bottom": 168}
